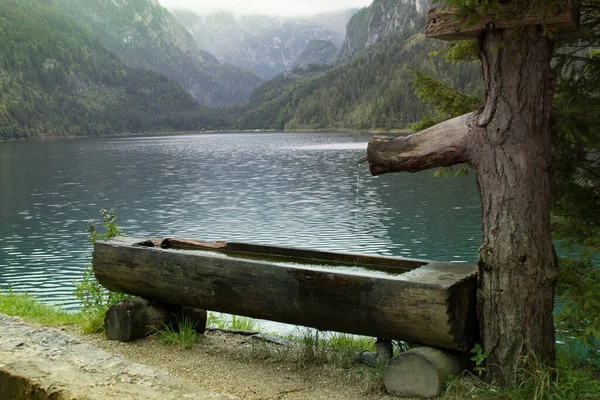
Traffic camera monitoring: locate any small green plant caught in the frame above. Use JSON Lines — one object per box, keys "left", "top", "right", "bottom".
{"left": 206, "top": 312, "right": 259, "bottom": 331}
{"left": 156, "top": 316, "right": 198, "bottom": 349}
{"left": 296, "top": 328, "right": 327, "bottom": 367}
{"left": 74, "top": 209, "right": 129, "bottom": 323}
{"left": 555, "top": 257, "right": 600, "bottom": 365}
{"left": 207, "top": 312, "right": 228, "bottom": 328}
{"left": 471, "top": 343, "right": 487, "bottom": 377}
{"left": 230, "top": 315, "right": 259, "bottom": 331}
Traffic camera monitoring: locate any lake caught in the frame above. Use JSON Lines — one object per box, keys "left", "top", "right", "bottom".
{"left": 0, "top": 132, "right": 482, "bottom": 309}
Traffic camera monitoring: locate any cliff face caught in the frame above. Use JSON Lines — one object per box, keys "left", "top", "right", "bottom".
{"left": 338, "top": 0, "right": 431, "bottom": 61}
{"left": 172, "top": 9, "right": 348, "bottom": 79}
{"left": 53, "top": 0, "right": 263, "bottom": 106}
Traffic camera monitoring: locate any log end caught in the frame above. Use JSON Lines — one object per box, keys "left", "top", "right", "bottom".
{"left": 104, "top": 298, "right": 207, "bottom": 342}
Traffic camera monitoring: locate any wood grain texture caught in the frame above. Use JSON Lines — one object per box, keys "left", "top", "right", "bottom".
{"left": 93, "top": 237, "right": 478, "bottom": 351}
{"left": 104, "top": 297, "right": 207, "bottom": 342}
{"left": 426, "top": 1, "right": 579, "bottom": 41}
{"left": 384, "top": 347, "right": 471, "bottom": 398}
{"left": 366, "top": 113, "right": 472, "bottom": 176}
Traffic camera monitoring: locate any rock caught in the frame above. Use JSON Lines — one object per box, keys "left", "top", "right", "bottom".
{"left": 0, "top": 314, "right": 237, "bottom": 400}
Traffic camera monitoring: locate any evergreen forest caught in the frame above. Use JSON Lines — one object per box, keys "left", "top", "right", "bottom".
{"left": 0, "top": 0, "right": 231, "bottom": 139}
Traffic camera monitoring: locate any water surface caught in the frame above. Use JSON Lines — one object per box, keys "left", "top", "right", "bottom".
{"left": 0, "top": 132, "right": 482, "bottom": 308}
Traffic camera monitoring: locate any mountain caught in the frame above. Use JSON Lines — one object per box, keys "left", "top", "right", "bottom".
{"left": 292, "top": 40, "right": 338, "bottom": 69}
{"left": 0, "top": 0, "right": 230, "bottom": 139}
{"left": 338, "top": 0, "right": 432, "bottom": 61}
{"left": 52, "top": 0, "right": 263, "bottom": 106}
{"left": 236, "top": 0, "right": 478, "bottom": 131}
{"left": 301, "top": 9, "right": 358, "bottom": 37}
{"left": 171, "top": 9, "right": 347, "bottom": 79}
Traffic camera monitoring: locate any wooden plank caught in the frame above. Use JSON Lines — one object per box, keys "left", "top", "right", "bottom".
{"left": 93, "top": 237, "right": 478, "bottom": 351}
{"left": 425, "top": 1, "right": 580, "bottom": 41}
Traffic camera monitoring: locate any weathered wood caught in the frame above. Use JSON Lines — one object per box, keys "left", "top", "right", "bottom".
{"left": 158, "top": 237, "right": 425, "bottom": 271}
{"left": 104, "top": 297, "right": 207, "bottom": 342}
{"left": 366, "top": 113, "right": 472, "bottom": 175}
{"left": 367, "top": 4, "right": 568, "bottom": 383}
{"left": 105, "top": 298, "right": 175, "bottom": 342}
{"left": 384, "top": 347, "right": 471, "bottom": 398}
{"left": 93, "top": 237, "right": 478, "bottom": 351}
{"left": 426, "top": 1, "right": 580, "bottom": 41}
{"left": 179, "top": 306, "right": 208, "bottom": 334}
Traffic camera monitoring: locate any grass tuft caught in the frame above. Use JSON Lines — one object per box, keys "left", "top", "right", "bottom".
{"left": 156, "top": 316, "right": 198, "bottom": 349}
{"left": 207, "top": 312, "right": 259, "bottom": 331}
{"left": 0, "top": 291, "right": 80, "bottom": 326}
{"left": 230, "top": 314, "right": 259, "bottom": 331}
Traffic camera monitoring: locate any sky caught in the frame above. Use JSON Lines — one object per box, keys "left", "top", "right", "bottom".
{"left": 158, "top": 0, "right": 373, "bottom": 17}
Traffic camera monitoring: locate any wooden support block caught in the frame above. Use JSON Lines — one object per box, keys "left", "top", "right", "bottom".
{"left": 104, "top": 297, "right": 207, "bottom": 342}
{"left": 426, "top": 1, "right": 580, "bottom": 41}
{"left": 384, "top": 347, "right": 471, "bottom": 398}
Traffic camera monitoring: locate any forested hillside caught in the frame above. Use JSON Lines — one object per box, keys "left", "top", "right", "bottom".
{"left": 53, "top": 0, "right": 263, "bottom": 106}
{"left": 237, "top": 31, "right": 479, "bottom": 131}
{"left": 292, "top": 40, "right": 338, "bottom": 69}
{"left": 233, "top": 0, "right": 477, "bottom": 131}
{"left": 337, "top": 0, "right": 430, "bottom": 61}
{"left": 0, "top": 0, "right": 230, "bottom": 139}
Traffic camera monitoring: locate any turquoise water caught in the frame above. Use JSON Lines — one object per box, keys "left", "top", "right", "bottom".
{"left": 1, "top": 132, "right": 483, "bottom": 308}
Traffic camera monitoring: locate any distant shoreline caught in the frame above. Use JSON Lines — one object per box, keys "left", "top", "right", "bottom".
{"left": 0, "top": 127, "right": 412, "bottom": 142}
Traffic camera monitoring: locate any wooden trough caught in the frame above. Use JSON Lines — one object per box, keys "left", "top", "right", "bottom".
{"left": 93, "top": 237, "right": 478, "bottom": 352}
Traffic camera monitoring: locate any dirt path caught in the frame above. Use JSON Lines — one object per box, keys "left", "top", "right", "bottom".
{"left": 75, "top": 328, "right": 397, "bottom": 400}
{"left": 1, "top": 315, "right": 398, "bottom": 400}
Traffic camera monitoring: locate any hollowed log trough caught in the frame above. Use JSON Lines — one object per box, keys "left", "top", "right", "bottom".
{"left": 93, "top": 237, "right": 478, "bottom": 352}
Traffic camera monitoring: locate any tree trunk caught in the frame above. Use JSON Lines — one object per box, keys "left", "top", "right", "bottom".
{"left": 469, "top": 27, "right": 558, "bottom": 384}
{"left": 362, "top": 24, "right": 559, "bottom": 386}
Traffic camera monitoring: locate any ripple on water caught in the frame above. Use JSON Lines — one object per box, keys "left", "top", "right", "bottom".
{"left": 0, "top": 132, "right": 483, "bottom": 313}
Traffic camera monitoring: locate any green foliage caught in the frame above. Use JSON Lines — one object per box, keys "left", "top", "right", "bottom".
{"left": 555, "top": 257, "right": 600, "bottom": 360}
{"left": 0, "top": 0, "right": 234, "bottom": 139}
{"left": 206, "top": 312, "right": 259, "bottom": 331}
{"left": 238, "top": 31, "right": 481, "bottom": 131}
{"left": 470, "top": 343, "right": 488, "bottom": 377}
{"left": 156, "top": 315, "right": 198, "bottom": 349}
{"left": 73, "top": 209, "right": 129, "bottom": 319}
{"left": 230, "top": 315, "right": 259, "bottom": 331}
{"left": 0, "top": 291, "right": 80, "bottom": 327}
{"left": 53, "top": 0, "right": 262, "bottom": 107}
{"left": 410, "top": 67, "right": 482, "bottom": 125}
{"left": 442, "top": 352, "right": 600, "bottom": 400}
{"left": 293, "top": 40, "right": 338, "bottom": 69}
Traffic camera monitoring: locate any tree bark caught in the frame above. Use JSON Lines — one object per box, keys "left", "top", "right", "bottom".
{"left": 367, "top": 113, "right": 472, "bottom": 175}
{"left": 364, "top": 25, "right": 558, "bottom": 385}
{"left": 470, "top": 27, "right": 557, "bottom": 384}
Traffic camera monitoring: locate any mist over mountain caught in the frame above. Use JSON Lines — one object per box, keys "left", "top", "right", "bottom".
{"left": 53, "top": 0, "right": 263, "bottom": 106}
{"left": 170, "top": 8, "right": 351, "bottom": 79}
{"left": 0, "top": 0, "right": 455, "bottom": 139}
{"left": 338, "top": 0, "right": 431, "bottom": 61}
{"left": 0, "top": 0, "right": 232, "bottom": 139}
{"left": 292, "top": 40, "right": 339, "bottom": 69}
{"left": 235, "top": 0, "right": 478, "bottom": 131}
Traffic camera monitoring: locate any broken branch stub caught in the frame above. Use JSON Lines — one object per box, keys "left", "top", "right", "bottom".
{"left": 366, "top": 113, "right": 473, "bottom": 176}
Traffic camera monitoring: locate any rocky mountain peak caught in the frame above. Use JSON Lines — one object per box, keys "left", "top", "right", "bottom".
{"left": 338, "top": 0, "right": 431, "bottom": 62}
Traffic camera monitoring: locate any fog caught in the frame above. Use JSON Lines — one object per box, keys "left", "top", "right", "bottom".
{"left": 158, "top": 0, "right": 373, "bottom": 17}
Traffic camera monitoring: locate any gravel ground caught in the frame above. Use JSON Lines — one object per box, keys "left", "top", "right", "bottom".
{"left": 71, "top": 328, "right": 399, "bottom": 400}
